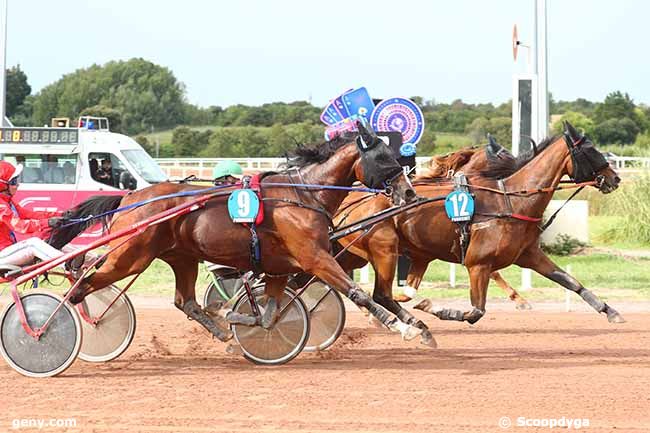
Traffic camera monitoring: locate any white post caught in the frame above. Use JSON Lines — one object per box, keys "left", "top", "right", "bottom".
{"left": 449, "top": 263, "right": 456, "bottom": 288}
{"left": 0, "top": 0, "right": 10, "bottom": 126}
{"left": 565, "top": 264, "right": 572, "bottom": 312}
{"left": 521, "top": 268, "right": 532, "bottom": 290}
{"left": 360, "top": 264, "right": 370, "bottom": 285}
{"left": 536, "top": 0, "right": 549, "bottom": 141}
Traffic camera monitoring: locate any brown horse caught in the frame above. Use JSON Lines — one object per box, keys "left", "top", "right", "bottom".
{"left": 333, "top": 137, "right": 532, "bottom": 315}
{"left": 336, "top": 121, "right": 623, "bottom": 325}
{"left": 49, "top": 123, "right": 433, "bottom": 344}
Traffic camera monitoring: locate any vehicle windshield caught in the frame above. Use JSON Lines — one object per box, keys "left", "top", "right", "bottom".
{"left": 121, "top": 149, "right": 167, "bottom": 183}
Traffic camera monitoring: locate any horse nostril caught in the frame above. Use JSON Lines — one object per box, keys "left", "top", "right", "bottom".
{"left": 615, "top": 176, "right": 621, "bottom": 184}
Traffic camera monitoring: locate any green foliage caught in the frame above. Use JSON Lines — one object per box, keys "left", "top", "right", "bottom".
{"left": 6, "top": 65, "right": 31, "bottom": 118}
{"left": 31, "top": 58, "right": 186, "bottom": 134}
{"left": 593, "top": 117, "right": 640, "bottom": 145}
{"left": 466, "top": 116, "right": 512, "bottom": 147}
{"left": 79, "top": 105, "right": 124, "bottom": 133}
{"left": 599, "top": 174, "right": 650, "bottom": 244}
{"left": 594, "top": 91, "right": 638, "bottom": 124}
{"left": 214, "top": 101, "right": 319, "bottom": 127}
{"left": 540, "top": 234, "right": 587, "bottom": 256}
{"left": 551, "top": 111, "right": 595, "bottom": 136}
{"left": 171, "top": 126, "right": 213, "bottom": 157}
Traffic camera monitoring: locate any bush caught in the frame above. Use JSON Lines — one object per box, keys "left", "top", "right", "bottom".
{"left": 599, "top": 174, "right": 650, "bottom": 244}
{"left": 541, "top": 234, "right": 588, "bottom": 256}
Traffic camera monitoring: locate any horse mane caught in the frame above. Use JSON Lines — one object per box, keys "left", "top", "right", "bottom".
{"left": 480, "top": 135, "right": 560, "bottom": 179}
{"left": 286, "top": 132, "right": 356, "bottom": 168}
{"left": 414, "top": 147, "right": 480, "bottom": 181}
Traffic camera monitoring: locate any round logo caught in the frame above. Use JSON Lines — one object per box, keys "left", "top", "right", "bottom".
{"left": 370, "top": 97, "right": 425, "bottom": 145}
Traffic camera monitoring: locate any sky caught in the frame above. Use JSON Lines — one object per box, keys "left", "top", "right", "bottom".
{"left": 4, "top": 0, "right": 649, "bottom": 108}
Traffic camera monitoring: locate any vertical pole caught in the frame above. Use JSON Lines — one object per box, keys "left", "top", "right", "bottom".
{"left": 565, "top": 264, "right": 572, "bottom": 312}
{"left": 360, "top": 264, "right": 370, "bottom": 285}
{"left": 449, "top": 263, "right": 456, "bottom": 288}
{"left": 521, "top": 268, "right": 532, "bottom": 290}
{"left": 0, "top": 0, "right": 9, "bottom": 126}
{"left": 536, "top": 0, "right": 549, "bottom": 141}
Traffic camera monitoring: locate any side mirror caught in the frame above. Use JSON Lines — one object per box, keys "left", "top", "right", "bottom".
{"left": 119, "top": 171, "right": 137, "bottom": 191}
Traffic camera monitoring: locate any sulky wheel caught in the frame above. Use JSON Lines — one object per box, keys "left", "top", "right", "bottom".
{"left": 232, "top": 287, "right": 309, "bottom": 365}
{"left": 300, "top": 281, "right": 346, "bottom": 352}
{"left": 77, "top": 285, "right": 137, "bottom": 363}
{"left": 0, "top": 292, "right": 82, "bottom": 378}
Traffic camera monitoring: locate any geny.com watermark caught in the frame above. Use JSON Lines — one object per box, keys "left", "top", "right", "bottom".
{"left": 499, "top": 416, "right": 590, "bottom": 429}
{"left": 11, "top": 418, "right": 77, "bottom": 430}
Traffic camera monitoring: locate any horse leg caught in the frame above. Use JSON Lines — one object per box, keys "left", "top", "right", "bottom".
{"left": 394, "top": 258, "right": 428, "bottom": 302}
{"left": 260, "top": 275, "right": 288, "bottom": 329}
{"left": 167, "top": 257, "right": 233, "bottom": 342}
{"left": 516, "top": 245, "right": 624, "bottom": 323}
{"left": 301, "top": 249, "right": 426, "bottom": 341}
{"left": 490, "top": 271, "right": 532, "bottom": 310}
{"left": 415, "top": 264, "right": 490, "bottom": 325}
{"left": 370, "top": 252, "right": 435, "bottom": 347}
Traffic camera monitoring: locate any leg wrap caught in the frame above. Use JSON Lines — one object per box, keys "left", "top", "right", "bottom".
{"left": 436, "top": 308, "right": 465, "bottom": 321}
{"left": 465, "top": 307, "right": 485, "bottom": 324}
{"left": 348, "top": 287, "right": 393, "bottom": 327}
{"left": 184, "top": 300, "right": 233, "bottom": 342}
{"left": 577, "top": 288, "right": 606, "bottom": 313}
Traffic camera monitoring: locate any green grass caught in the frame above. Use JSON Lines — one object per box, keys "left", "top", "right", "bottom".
{"left": 431, "top": 132, "right": 474, "bottom": 154}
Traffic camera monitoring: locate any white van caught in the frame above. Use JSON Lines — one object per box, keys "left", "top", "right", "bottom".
{"left": 1, "top": 116, "right": 168, "bottom": 242}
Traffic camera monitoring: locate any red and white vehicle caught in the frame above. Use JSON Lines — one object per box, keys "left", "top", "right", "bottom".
{"left": 0, "top": 116, "right": 168, "bottom": 242}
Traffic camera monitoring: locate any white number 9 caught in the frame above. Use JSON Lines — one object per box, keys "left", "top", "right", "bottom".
{"left": 237, "top": 192, "right": 250, "bottom": 216}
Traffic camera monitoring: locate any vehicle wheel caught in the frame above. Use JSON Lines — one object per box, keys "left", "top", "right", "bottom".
{"left": 0, "top": 292, "right": 82, "bottom": 378}
{"left": 300, "top": 281, "right": 346, "bottom": 352}
{"left": 232, "top": 287, "right": 309, "bottom": 365}
{"left": 77, "top": 285, "right": 137, "bottom": 363}
{"left": 203, "top": 274, "right": 242, "bottom": 306}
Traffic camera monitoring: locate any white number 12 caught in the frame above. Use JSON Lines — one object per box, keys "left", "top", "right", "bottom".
{"left": 450, "top": 193, "right": 469, "bottom": 217}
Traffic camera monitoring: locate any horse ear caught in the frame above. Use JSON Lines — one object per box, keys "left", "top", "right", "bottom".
{"left": 487, "top": 134, "right": 500, "bottom": 152}
{"left": 564, "top": 120, "right": 580, "bottom": 139}
{"left": 356, "top": 119, "right": 375, "bottom": 146}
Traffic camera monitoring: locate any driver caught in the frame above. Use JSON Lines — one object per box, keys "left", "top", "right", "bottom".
{"left": 213, "top": 160, "right": 244, "bottom": 185}
{"left": 0, "top": 161, "right": 66, "bottom": 268}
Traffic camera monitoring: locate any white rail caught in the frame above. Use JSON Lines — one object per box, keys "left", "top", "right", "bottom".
{"left": 154, "top": 155, "right": 649, "bottom": 179}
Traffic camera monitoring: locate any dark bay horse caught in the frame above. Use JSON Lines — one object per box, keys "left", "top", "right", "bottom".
{"left": 337, "top": 122, "right": 623, "bottom": 325}
{"left": 49, "top": 123, "right": 432, "bottom": 344}
{"left": 333, "top": 138, "right": 533, "bottom": 315}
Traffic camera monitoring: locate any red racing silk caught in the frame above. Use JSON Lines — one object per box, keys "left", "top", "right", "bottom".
{"left": 249, "top": 174, "right": 264, "bottom": 225}
{"left": 0, "top": 194, "right": 61, "bottom": 250}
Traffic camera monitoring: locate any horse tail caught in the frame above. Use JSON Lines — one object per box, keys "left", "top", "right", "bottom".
{"left": 48, "top": 195, "right": 124, "bottom": 249}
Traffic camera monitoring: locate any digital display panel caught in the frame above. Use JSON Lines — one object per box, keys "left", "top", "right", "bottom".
{"left": 0, "top": 128, "right": 79, "bottom": 144}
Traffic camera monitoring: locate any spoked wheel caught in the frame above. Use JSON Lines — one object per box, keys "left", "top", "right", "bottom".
{"left": 0, "top": 292, "right": 82, "bottom": 378}
{"left": 77, "top": 285, "right": 137, "bottom": 363}
{"left": 300, "top": 281, "right": 346, "bottom": 352}
{"left": 232, "top": 287, "right": 309, "bottom": 365}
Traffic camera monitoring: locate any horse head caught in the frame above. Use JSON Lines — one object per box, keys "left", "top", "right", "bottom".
{"left": 355, "top": 121, "right": 416, "bottom": 205}
{"left": 563, "top": 121, "right": 620, "bottom": 194}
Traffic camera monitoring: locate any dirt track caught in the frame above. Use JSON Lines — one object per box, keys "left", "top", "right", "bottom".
{"left": 1, "top": 300, "right": 649, "bottom": 433}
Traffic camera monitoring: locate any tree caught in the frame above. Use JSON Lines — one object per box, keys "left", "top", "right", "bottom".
{"left": 6, "top": 65, "right": 31, "bottom": 118}
{"left": 551, "top": 111, "right": 595, "bottom": 137}
{"left": 31, "top": 58, "right": 186, "bottom": 134}
{"left": 593, "top": 91, "right": 642, "bottom": 129}
{"left": 593, "top": 117, "right": 640, "bottom": 145}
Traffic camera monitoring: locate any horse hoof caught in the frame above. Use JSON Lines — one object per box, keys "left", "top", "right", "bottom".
{"left": 225, "top": 343, "right": 243, "bottom": 355}
{"left": 388, "top": 320, "right": 423, "bottom": 341}
{"left": 413, "top": 298, "right": 432, "bottom": 312}
{"left": 420, "top": 331, "right": 438, "bottom": 348}
{"left": 516, "top": 301, "right": 533, "bottom": 310}
{"left": 607, "top": 312, "right": 626, "bottom": 324}
{"left": 368, "top": 315, "right": 384, "bottom": 329}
